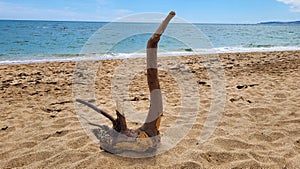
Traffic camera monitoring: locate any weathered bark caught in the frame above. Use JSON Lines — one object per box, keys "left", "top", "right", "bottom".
{"left": 76, "top": 11, "right": 175, "bottom": 153}
{"left": 139, "top": 11, "right": 176, "bottom": 137}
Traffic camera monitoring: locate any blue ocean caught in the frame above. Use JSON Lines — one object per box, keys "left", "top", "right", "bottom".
{"left": 1, "top": 20, "right": 300, "bottom": 64}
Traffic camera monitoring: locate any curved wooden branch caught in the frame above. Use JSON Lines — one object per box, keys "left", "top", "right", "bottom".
{"left": 76, "top": 99, "right": 116, "bottom": 124}
{"left": 75, "top": 11, "right": 175, "bottom": 153}
{"left": 140, "top": 11, "right": 176, "bottom": 137}
{"left": 76, "top": 99, "right": 129, "bottom": 133}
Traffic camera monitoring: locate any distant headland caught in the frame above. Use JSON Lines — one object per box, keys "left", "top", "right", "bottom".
{"left": 258, "top": 21, "right": 300, "bottom": 25}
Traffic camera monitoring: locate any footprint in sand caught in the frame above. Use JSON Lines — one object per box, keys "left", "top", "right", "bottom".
{"left": 249, "top": 131, "right": 285, "bottom": 142}
{"left": 4, "top": 151, "right": 53, "bottom": 168}
{"left": 213, "top": 138, "right": 253, "bottom": 150}
{"left": 168, "top": 161, "right": 203, "bottom": 168}
{"left": 199, "top": 151, "right": 249, "bottom": 165}
{"left": 245, "top": 107, "right": 275, "bottom": 124}
{"left": 273, "top": 93, "right": 287, "bottom": 103}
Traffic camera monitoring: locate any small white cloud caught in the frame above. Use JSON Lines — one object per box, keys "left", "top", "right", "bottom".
{"left": 277, "top": 0, "right": 300, "bottom": 12}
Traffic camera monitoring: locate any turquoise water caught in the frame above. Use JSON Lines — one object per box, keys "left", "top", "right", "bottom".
{"left": 1, "top": 20, "right": 300, "bottom": 64}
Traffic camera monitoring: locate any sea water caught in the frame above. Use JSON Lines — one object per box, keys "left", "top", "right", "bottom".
{"left": 1, "top": 20, "right": 300, "bottom": 64}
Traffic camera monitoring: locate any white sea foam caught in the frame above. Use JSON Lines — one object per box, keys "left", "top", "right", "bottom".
{"left": 1, "top": 46, "right": 299, "bottom": 65}
{"left": 211, "top": 46, "right": 300, "bottom": 54}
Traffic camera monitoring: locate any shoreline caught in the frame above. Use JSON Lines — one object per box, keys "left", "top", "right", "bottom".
{"left": 0, "top": 50, "right": 299, "bottom": 168}
{"left": 1, "top": 48, "right": 300, "bottom": 65}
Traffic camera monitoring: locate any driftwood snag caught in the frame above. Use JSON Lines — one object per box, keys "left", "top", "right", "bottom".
{"left": 76, "top": 11, "right": 175, "bottom": 153}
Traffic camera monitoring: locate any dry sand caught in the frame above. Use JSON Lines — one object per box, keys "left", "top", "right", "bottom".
{"left": 0, "top": 50, "right": 299, "bottom": 168}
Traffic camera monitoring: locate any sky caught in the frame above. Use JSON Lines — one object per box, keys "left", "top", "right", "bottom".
{"left": 0, "top": 0, "right": 300, "bottom": 23}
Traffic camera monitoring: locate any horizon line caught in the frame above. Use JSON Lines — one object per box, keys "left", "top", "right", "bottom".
{"left": 0, "top": 18, "right": 259, "bottom": 25}
{"left": 1, "top": 18, "right": 299, "bottom": 25}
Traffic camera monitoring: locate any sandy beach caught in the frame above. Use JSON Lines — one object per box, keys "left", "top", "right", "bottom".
{"left": 0, "top": 50, "right": 299, "bottom": 168}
